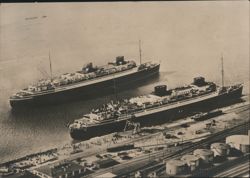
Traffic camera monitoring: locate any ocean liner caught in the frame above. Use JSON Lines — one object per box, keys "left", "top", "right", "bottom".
{"left": 69, "top": 57, "right": 243, "bottom": 140}
{"left": 9, "top": 56, "right": 160, "bottom": 108}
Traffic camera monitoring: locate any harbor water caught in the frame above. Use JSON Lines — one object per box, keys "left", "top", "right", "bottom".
{"left": 0, "top": 2, "right": 249, "bottom": 163}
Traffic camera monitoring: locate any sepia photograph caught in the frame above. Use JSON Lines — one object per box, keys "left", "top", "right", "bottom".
{"left": 0, "top": 1, "right": 249, "bottom": 178}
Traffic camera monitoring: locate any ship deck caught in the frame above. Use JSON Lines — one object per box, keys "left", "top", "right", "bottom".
{"left": 11, "top": 65, "right": 159, "bottom": 100}
{"left": 79, "top": 90, "right": 220, "bottom": 127}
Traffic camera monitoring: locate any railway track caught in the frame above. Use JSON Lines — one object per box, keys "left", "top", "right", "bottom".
{"left": 190, "top": 153, "right": 249, "bottom": 177}
{"left": 212, "top": 154, "right": 250, "bottom": 177}
{"left": 217, "top": 162, "right": 249, "bottom": 177}
{"left": 81, "top": 102, "right": 249, "bottom": 160}
{"left": 39, "top": 102, "right": 249, "bottom": 169}
{"left": 84, "top": 144, "right": 185, "bottom": 177}
{"left": 163, "top": 121, "right": 249, "bottom": 160}
{"left": 85, "top": 121, "right": 249, "bottom": 177}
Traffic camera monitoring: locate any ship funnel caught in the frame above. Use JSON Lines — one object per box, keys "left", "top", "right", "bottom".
{"left": 154, "top": 85, "right": 167, "bottom": 96}
{"left": 82, "top": 62, "right": 95, "bottom": 74}
{"left": 116, "top": 56, "right": 125, "bottom": 65}
{"left": 193, "top": 77, "right": 206, "bottom": 87}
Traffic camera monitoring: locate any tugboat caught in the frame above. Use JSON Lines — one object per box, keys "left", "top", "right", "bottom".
{"left": 9, "top": 54, "right": 160, "bottom": 108}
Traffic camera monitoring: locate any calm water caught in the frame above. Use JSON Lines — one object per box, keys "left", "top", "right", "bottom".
{"left": 0, "top": 2, "right": 249, "bottom": 163}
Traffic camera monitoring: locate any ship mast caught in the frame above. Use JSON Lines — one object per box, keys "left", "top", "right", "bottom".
{"left": 221, "top": 54, "right": 224, "bottom": 87}
{"left": 139, "top": 40, "right": 142, "bottom": 65}
{"left": 49, "top": 51, "right": 53, "bottom": 81}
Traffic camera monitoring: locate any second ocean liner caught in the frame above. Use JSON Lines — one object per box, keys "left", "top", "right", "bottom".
{"left": 69, "top": 76, "right": 243, "bottom": 140}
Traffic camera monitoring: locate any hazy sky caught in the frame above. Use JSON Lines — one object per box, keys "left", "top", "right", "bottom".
{"left": 0, "top": 1, "right": 249, "bottom": 93}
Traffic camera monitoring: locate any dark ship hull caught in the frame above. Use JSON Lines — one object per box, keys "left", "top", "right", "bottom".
{"left": 10, "top": 64, "right": 160, "bottom": 108}
{"left": 70, "top": 85, "right": 243, "bottom": 140}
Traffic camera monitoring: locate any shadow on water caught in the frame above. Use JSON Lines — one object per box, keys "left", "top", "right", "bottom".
{"left": 158, "top": 70, "right": 176, "bottom": 78}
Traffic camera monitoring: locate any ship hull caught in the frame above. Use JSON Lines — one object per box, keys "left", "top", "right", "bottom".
{"left": 10, "top": 65, "right": 160, "bottom": 108}
{"left": 70, "top": 86, "right": 243, "bottom": 140}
